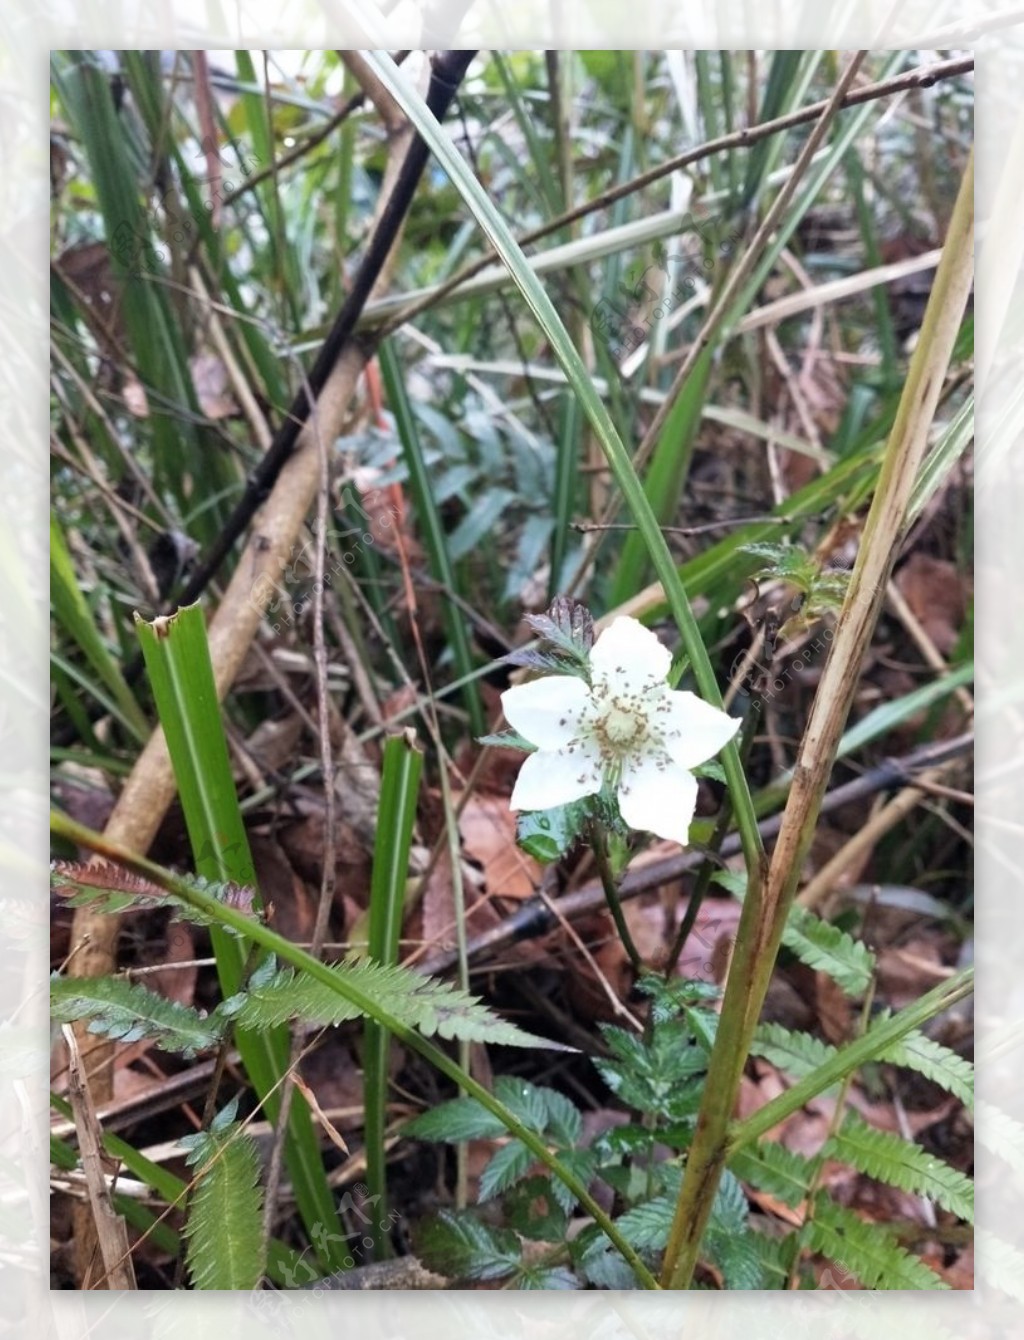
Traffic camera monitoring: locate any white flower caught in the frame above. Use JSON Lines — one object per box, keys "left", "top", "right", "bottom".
{"left": 501, "top": 616, "right": 740, "bottom": 845}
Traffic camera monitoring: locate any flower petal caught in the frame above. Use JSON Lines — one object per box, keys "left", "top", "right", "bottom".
{"left": 616, "top": 751, "right": 699, "bottom": 846}
{"left": 589, "top": 617, "right": 671, "bottom": 696}
{"left": 509, "top": 745, "right": 603, "bottom": 812}
{"left": 501, "top": 675, "right": 591, "bottom": 748}
{"left": 658, "top": 690, "right": 742, "bottom": 770}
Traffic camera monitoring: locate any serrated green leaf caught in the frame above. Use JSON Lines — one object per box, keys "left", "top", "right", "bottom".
{"left": 492, "top": 1075, "right": 553, "bottom": 1131}
{"left": 182, "top": 1121, "right": 265, "bottom": 1290}
{"left": 782, "top": 905, "right": 875, "bottom": 997}
{"left": 708, "top": 1169, "right": 749, "bottom": 1235}
{"left": 415, "top": 1209, "right": 520, "bottom": 1282}
{"left": 539, "top": 1088, "right": 583, "bottom": 1147}
{"left": 548, "top": 1148, "right": 599, "bottom": 1215}
{"left": 596, "top": 1019, "right": 709, "bottom": 1121}
{"left": 403, "top": 1097, "right": 508, "bottom": 1142}
{"left": 571, "top": 1224, "right": 636, "bottom": 1290}
{"left": 514, "top": 1264, "right": 579, "bottom": 1289}
{"left": 704, "top": 1225, "right": 767, "bottom": 1290}
{"left": 515, "top": 800, "right": 592, "bottom": 863}
{"left": 616, "top": 1196, "right": 674, "bottom": 1251}
{"left": 50, "top": 973, "right": 225, "bottom": 1058}
{"left": 825, "top": 1113, "right": 973, "bottom": 1222}
{"left": 479, "top": 1140, "right": 535, "bottom": 1203}
{"left": 881, "top": 1030, "right": 974, "bottom": 1111}
{"left": 635, "top": 973, "right": 721, "bottom": 1026}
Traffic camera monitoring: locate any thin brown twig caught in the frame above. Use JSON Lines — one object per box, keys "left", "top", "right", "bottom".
{"left": 219, "top": 53, "right": 412, "bottom": 212}
{"left": 371, "top": 55, "right": 973, "bottom": 342}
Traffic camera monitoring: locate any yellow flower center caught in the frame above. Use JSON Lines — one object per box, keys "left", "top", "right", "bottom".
{"left": 602, "top": 704, "right": 642, "bottom": 746}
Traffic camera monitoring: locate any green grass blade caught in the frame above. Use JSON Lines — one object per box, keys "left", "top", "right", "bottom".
{"left": 740, "top": 51, "right": 820, "bottom": 209}
{"left": 51, "top": 53, "right": 203, "bottom": 506}
{"left": 609, "top": 345, "right": 713, "bottom": 606}
{"left": 363, "top": 732, "right": 424, "bottom": 1256}
{"left": 550, "top": 389, "right": 583, "bottom": 597}
{"left": 134, "top": 603, "right": 345, "bottom": 1269}
{"left": 50, "top": 513, "right": 148, "bottom": 743}
{"left": 909, "top": 389, "right": 973, "bottom": 524}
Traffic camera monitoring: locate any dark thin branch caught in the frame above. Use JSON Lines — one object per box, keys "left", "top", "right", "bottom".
{"left": 51, "top": 50, "right": 477, "bottom": 748}
{"left": 174, "top": 49, "right": 477, "bottom": 612}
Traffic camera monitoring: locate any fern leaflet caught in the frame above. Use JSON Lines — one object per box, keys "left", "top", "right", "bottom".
{"left": 825, "top": 1112, "right": 973, "bottom": 1222}
{"left": 51, "top": 860, "right": 257, "bottom": 928}
{"left": 180, "top": 1103, "right": 265, "bottom": 1289}
{"left": 751, "top": 1022, "right": 837, "bottom": 1079}
{"left": 782, "top": 905, "right": 875, "bottom": 996}
{"left": 880, "top": 1029, "right": 974, "bottom": 1111}
{"left": 728, "top": 1140, "right": 815, "bottom": 1208}
{"left": 50, "top": 973, "right": 225, "bottom": 1057}
{"left": 220, "top": 957, "right": 567, "bottom": 1049}
{"left": 807, "top": 1194, "right": 949, "bottom": 1289}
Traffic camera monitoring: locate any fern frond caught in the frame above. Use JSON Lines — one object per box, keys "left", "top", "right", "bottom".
{"left": 880, "top": 1029, "right": 974, "bottom": 1111}
{"left": 807, "top": 1194, "right": 949, "bottom": 1289}
{"left": 751, "top": 1022, "right": 837, "bottom": 1079}
{"left": 221, "top": 958, "right": 568, "bottom": 1049}
{"left": 825, "top": 1113, "right": 973, "bottom": 1222}
{"left": 51, "top": 860, "right": 258, "bottom": 926}
{"left": 181, "top": 1115, "right": 265, "bottom": 1289}
{"left": 50, "top": 973, "right": 225, "bottom": 1057}
{"left": 782, "top": 905, "right": 875, "bottom": 997}
{"left": 728, "top": 1140, "right": 815, "bottom": 1208}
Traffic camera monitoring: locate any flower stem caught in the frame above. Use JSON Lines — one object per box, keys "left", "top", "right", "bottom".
{"left": 591, "top": 827, "right": 643, "bottom": 975}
